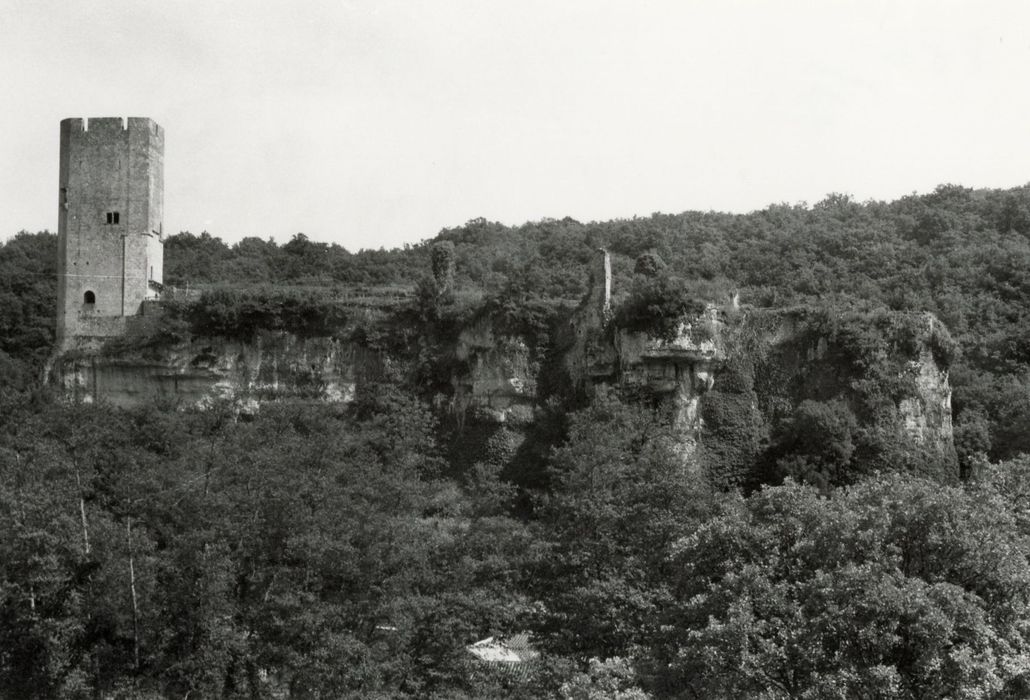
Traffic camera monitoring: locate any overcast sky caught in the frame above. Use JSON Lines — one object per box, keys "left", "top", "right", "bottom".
{"left": 4, "top": 1, "right": 1030, "bottom": 250}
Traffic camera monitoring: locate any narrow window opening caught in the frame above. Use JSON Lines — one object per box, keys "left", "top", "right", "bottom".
{"left": 105, "top": 211, "right": 120, "bottom": 224}
{"left": 84, "top": 290, "right": 96, "bottom": 305}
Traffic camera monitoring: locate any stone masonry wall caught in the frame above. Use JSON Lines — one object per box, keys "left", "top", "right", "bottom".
{"left": 57, "top": 117, "right": 164, "bottom": 348}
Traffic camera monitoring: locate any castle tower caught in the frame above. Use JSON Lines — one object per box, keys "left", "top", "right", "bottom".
{"left": 57, "top": 117, "right": 164, "bottom": 348}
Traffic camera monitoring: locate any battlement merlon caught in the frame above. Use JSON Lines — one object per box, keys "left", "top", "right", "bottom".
{"left": 60, "top": 117, "right": 164, "bottom": 139}
{"left": 126, "top": 117, "right": 164, "bottom": 141}
{"left": 60, "top": 118, "right": 84, "bottom": 133}
{"left": 85, "top": 117, "right": 128, "bottom": 134}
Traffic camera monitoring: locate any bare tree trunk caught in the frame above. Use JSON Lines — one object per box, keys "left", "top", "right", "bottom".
{"left": 72, "top": 457, "right": 99, "bottom": 693}
{"left": 127, "top": 517, "right": 141, "bottom": 673}
{"left": 74, "top": 464, "right": 90, "bottom": 556}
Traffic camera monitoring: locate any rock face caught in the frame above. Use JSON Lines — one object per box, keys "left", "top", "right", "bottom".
{"left": 741, "top": 309, "right": 957, "bottom": 478}
{"left": 451, "top": 317, "right": 537, "bottom": 426}
{"left": 560, "top": 250, "right": 957, "bottom": 484}
{"left": 898, "top": 319, "right": 954, "bottom": 451}
{"left": 614, "top": 308, "right": 723, "bottom": 465}
{"left": 53, "top": 332, "right": 383, "bottom": 409}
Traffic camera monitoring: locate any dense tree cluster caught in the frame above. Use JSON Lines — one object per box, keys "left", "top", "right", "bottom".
{"left": 163, "top": 232, "right": 427, "bottom": 288}
{"left": 0, "top": 231, "right": 56, "bottom": 390}
{"left": 655, "top": 474, "right": 1030, "bottom": 698}
{"left": 0, "top": 394, "right": 537, "bottom": 698}
{"left": 2, "top": 391, "right": 1029, "bottom": 697}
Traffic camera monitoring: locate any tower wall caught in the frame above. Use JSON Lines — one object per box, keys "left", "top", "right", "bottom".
{"left": 57, "top": 117, "right": 164, "bottom": 348}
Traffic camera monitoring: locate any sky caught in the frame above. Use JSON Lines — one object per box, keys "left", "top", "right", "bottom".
{"left": 3, "top": 1, "right": 1030, "bottom": 251}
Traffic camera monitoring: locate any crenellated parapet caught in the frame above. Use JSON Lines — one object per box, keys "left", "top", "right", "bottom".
{"left": 61, "top": 117, "right": 163, "bottom": 138}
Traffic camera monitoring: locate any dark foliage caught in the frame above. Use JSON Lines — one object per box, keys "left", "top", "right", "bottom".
{"left": 0, "top": 231, "right": 57, "bottom": 390}
{"left": 169, "top": 286, "right": 350, "bottom": 340}
{"left": 614, "top": 274, "right": 707, "bottom": 341}
{"left": 0, "top": 395, "right": 536, "bottom": 698}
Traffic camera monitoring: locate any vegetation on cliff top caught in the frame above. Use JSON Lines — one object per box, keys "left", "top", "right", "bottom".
{"left": 8, "top": 182, "right": 1030, "bottom": 460}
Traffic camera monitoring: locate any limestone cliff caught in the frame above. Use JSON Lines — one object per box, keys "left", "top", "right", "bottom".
{"left": 451, "top": 316, "right": 537, "bottom": 426}
{"left": 614, "top": 307, "right": 724, "bottom": 465}
{"left": 558, "top": 250, "right": 957, "bottom": 485}
{"left": 898, "top": 319, "right": 954, "bottom": 451}
{"left": 50, "top": 250, "right": 957, "bottom": 486}
{"left": 53, "top": 332, "right": 383, "bottom": 409}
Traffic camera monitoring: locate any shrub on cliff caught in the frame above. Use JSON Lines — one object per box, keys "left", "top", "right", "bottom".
{"left": 614, "top": 275, "right": 706, "bottom": 341}
{"left": 172, "top": 286, "right": 349, "bottom": 339}
{"left": 633, "top": 251, "right": 667, "bottom": 277}
{"left": 430, "top": 240, "right": 456, "bottom": 296}
{"left": 768, "top": 398, "right": 859, "bottom": 489}
{"left": 699, "top": 357, "right": 766, "bottom": 490}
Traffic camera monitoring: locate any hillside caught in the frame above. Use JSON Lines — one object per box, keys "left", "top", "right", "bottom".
{"left": 4, "top": 184, "right": 1030, "bottom": 696}
{"left": 160, "top": 184, "right": 1030, "bottom": 466}
{"left": 8, "top": 183, "right": 1030, "bottom": 462}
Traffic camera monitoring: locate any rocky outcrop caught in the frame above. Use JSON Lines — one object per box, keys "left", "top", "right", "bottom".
{"left": 562, "top": 250, "right": 957, "bottom": 484}
{"left": 614, "top": 309, "right": 724, "bottom": 466}
{"left": 745, "top": 309, "right": 956, "bottom": 466}
{"left": 451, "top": 316, "right": 536, "bottom": 426}
{"left": 899, "top": 353, "right": 953, "bottom": 448}
{"left": 53, "top": 332, "right": 383, "bottom": 409}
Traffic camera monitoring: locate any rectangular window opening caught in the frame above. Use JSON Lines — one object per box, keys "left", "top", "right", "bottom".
{"left": 105, "top": 211, "right": 120, "bottom": 224}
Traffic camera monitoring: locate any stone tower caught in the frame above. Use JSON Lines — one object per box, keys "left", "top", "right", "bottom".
{"left": 57, "top": 117, "right": 164, "bottom": 349}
